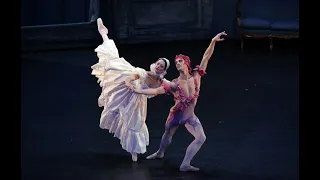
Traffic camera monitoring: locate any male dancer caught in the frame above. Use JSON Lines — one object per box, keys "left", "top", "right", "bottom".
{"left": 132, "top": 31, "right": 227, "bottom": 171}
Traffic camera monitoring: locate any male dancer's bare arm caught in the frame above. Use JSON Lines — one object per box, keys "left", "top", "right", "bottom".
{"left": 199, "top": 40, "right": 216, "bottom": 72}
{"left": 196, "top": 31, "right": 227, "bottom": 75}
{"left": 133, "top": 82, "right": 175, "bottom": 95}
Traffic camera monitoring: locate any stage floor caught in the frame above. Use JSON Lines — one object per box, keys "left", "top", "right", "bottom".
{"left": 21, "top": 39, "right": 299, "bottom": 180}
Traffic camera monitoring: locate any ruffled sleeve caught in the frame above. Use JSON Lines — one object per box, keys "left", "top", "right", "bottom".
{"left": 161, "top": 83, "right": 171, "bottom": 94}
{"left": 193, "top": 65, "right": 207, "bottom": 76}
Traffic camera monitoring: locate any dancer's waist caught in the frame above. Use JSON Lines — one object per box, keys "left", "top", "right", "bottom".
{"left": 171, "top": 102, "right": 195, "bottom": 113}
{"left": 169, "top": 108, "right": 196, "bottom": 121}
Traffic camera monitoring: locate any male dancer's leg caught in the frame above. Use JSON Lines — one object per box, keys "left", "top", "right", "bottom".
{"left": 180, "top": 120, "right": 206, "bottom": 172}
{"left": 146, "top": 125, "right": 179, "bottom": 159}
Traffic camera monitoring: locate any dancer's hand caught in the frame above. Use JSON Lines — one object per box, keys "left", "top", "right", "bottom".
{"left": 212, "top": 31, "right": 227, "bottom": 42}
{"left": 125, "top": 82, "right": 135, "bottom": 90}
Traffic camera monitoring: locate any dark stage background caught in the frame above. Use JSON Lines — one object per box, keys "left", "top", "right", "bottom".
{"left": 21, "top": 0, "right": 239, "bottom": 37}
{"left": 22, "top": 0, "right": 285, "bottom": 51}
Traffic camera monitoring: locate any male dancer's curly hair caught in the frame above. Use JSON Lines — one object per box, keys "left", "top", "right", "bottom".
{"left": 175, "top": 54, "right": 191, "bottom": 74}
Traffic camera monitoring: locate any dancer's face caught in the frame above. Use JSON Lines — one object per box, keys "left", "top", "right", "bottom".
{"left": 175, "top": 58, "right": 186, "bottom": 72}
{"left": 154, "top": 59, "right": 166, "bottom": 74}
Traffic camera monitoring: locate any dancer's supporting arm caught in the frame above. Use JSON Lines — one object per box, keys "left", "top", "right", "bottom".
{"left": 133, "top": 82, "right": 175, "bottom": 96}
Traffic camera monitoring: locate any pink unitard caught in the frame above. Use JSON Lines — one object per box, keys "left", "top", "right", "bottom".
{"left": 161, "top": 65, "right": 207, "bottom": 129}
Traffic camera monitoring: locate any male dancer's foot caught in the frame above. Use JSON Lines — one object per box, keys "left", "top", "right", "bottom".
{"left": 97, "top": 18, "right": 109, "bottom": 41}
{"left": 179, "top": 164, "right": 200, "bottom": 172}
{"left": 146, "top": 151, "right": 164, "bottom": 159}
{"left": 131, "top": 152, "right": 138, "bottom": 162}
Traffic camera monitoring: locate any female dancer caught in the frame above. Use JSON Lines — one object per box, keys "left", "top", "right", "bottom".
{"left": 91, "top": 18, "right": 171, "bottom": 162}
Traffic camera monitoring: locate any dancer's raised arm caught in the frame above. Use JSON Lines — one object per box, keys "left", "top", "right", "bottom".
{"left": 197, "top": 31, "right": 227, "bottom": 73}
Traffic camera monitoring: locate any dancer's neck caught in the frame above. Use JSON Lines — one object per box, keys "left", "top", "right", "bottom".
{"left": 179, "top": 70, "right": 191, "bottom": 80}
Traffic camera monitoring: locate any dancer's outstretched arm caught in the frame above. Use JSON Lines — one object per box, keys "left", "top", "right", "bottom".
{"left": 133, "top": 82, "right": 175, "bottom": 96}
{"left": 197, "top": 31, "right": 227, "bottom": 74}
